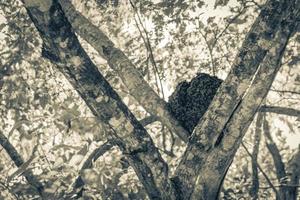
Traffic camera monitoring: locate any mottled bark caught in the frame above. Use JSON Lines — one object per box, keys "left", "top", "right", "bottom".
{"left": 140, "top": 115, "right": 159, "bottom": 127}
{"left": 0, "top": 130, "right": 45, "bottom": 197}
{"left": 172, "top": 1, "right": 298, "bottom": 198}
{"left": 22, "top": 1, "right": 175, "bottom": 199}
{"left": 250, "top": 113, "right": 263, "bottom": 200}
{"left": 263, "top": 115, "right": 287, "bottom": 200}
{"left": 189, "top": 3, "right": 299, "bottom": 198}
{"left": 58, "top": 0, "right": 190, "bottom": 142}
{"left": 260, "top": 106, "right": 300, "bottom": 117}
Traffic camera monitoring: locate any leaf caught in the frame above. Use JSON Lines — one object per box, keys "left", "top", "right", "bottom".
{"left": 78, "top": 144, "right": 89, "bottom": 156}
{"left": 214, "top": 0, "right": 230, "bottom": 8}
{"left": 295, "top": 35, "right": 300, "bottom": 43}
{"left": 286, "top": 120, "right": 295, "bottom": 133}
{"left": 69, "top": 154, "right": 84, "bottom": 166}
{"left": 53, "top": 157, "right": 64, "bottom": 169}
{"left": 0, "top": 23, "right": 6, "bottom": 32}
{"left": 288, "top": 56, "right": 300, "bottom": 66}
{"left": 232, "top": 18, "right": 247, "bottom": 25}
{"left": 207, "top": 17, "right": 216, "bottom": 24}
{"left": 197, "top": 1, "right": 205, "bottom": 8}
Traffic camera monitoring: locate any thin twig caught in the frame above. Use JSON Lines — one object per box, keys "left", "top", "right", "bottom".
{"left": 242, "top": 142, "right": 280, "bottom": 198}
{"left": 129, "top": 0, "right": 166, "bottom": 99}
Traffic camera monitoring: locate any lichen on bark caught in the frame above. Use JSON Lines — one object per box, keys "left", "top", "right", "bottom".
{"left": 23, "top": 0, "right": 52, "bottom": 12}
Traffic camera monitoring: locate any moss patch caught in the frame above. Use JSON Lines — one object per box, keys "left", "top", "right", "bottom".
{"left": 167, "top": 73, "right": 222, "bottom": 133}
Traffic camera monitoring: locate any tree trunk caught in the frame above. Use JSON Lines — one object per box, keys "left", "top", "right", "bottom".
{"left": 58, "top": 0, "right": 190, "bottom": 142}
{"left": 21, "top": 1, "right": 176, "bottom": 199}
{"left": 19, "top": 0, "right": 300, "bottom": 199}
{"left": 173, "top": 0, "right": 300, "bottom": 199}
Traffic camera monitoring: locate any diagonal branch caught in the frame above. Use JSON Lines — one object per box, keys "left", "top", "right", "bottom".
{"left": 21, "top": 1, "right": 175, "bottom": 199}
{"left": 172, "top": 1, "right": 297, "bottom": 198}
{"left": 189, "top": 3, "right": 300, "bottom": 198}
{"left": 0, "top": 130, "right": 44, "bottom": 197}
{"left": 58, "top": 0, "right": 190, "bottom": 142}
{"left": 260, "top": 106, "right": 300, "bottom": 117}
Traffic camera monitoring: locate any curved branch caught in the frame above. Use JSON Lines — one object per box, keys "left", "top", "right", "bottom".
{"left": 270, "top": 89, "right": 300, "bottom": 95}
{"left": 67, "top": 140, "right": 116, "bottom": 198}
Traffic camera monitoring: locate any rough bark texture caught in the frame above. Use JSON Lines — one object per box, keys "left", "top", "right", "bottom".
{"left": 173, "top": 1, "right": 299, "bottom": 199}
{"left": 189, "top": 3, "right": 299, "bottom": 198}
{"left": 250, "top": 113, "right": 263, "bottom": 200}
{"left": 19, "top": 0, "right": 300, "bottom": 199}
{"left": 0, "top": 130, "right": 44, "bottom": 197}
{"left": 22, "top": 1, "right": 175, "bottom": 199}
{"left": 58, "top": 0, "right": 190, "bottom": 142}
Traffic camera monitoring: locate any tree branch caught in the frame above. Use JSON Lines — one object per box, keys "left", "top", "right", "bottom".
{"left": 58, "top": 0, "right": 190, "bottom": 142}
{"left": 21, "top": 1, "right": 175, "bottom": 199}
{"left": 191, "top": 3, "right": 299, "bottom": 197}
{"left": 242, "top": 142, "right": 280, "bottom": 197}
{"left": 250, "top": 113, "right": 263, "bottom": 200}
{"left": 286, "top": 148, "right": 300, "bottom": 200}
{"left": 0, "top": 130, "right": 44, "bottom": 197}
{"left": 139, "top": 115, "right": 159, "bottom": 127}
{"left": 270, "top": 89, "right": 300, "bottom": 95}
{"left": 66, "top": 140, "right": 116, "bottom": 198}
{"left": 173, "top": 1, "right": 298, "bottom": 198}
{"left": 263, "top": 114, "right": 287, "bottom": 199}
{"left": 260, "top": 106, "right": 300, "bottom": 117}
{"left": 129, "top": 0, "right": 166, "bottom": 99}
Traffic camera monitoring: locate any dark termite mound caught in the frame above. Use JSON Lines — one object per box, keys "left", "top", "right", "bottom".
{"left": 167, "top": 73, "right": 222, "bottom": 133}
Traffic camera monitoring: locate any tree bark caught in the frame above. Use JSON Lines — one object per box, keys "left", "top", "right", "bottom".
{"left": 250, "top": 113, "right": 263, "bottom": 200}
{"left": 173, "top": 1, "right": 300, "bottom": 199}
{"left": 18, "top": 0, "right": 300, "bottom": 199}
{"left": 58, "top": 0, "right": 190, "bottom": 142}
{"left": 21, "top": 1, "right": 175, "bottom": 199}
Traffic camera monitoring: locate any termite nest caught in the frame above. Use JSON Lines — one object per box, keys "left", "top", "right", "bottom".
{"left": 167, "top": 73, "right": 223, "bottom": 133}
